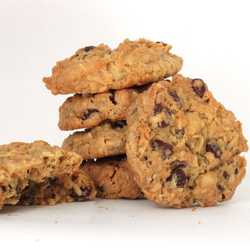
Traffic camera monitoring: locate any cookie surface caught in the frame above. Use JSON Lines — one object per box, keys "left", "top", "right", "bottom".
{"left": 126, "top": 74, "right": 248, "bottom": 208}
{"left": 58, "top": 88, "right": 139, "bottom": 130}
{"left": 0, "top": 140, "right": 96, "bottom": 208}
{"left": 82, "top": 155, "right": 144, "bottom": 199}
{"left": 62, "top": 121, "right": 127, "bottom": 160}
{"left": 43, "top": 38, "right": 183, "bottom": 95}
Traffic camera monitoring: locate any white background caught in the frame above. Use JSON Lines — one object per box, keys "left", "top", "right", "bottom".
{"left": 0, "top": 1, "right": 249, "bottom": 249}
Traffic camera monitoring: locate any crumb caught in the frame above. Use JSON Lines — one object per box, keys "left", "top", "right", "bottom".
{"left": 192, "top": 208, "right": 196, "bottom": 212}
{"left": 55, "top": 221, "right": 57, "bottom": 223}
{"left": 198, "top": 221, "right": 201, "bottom": 224}
{"left": 35, "top": 239, "right": 39, "bottom": 242}
{"left": 105, "top": 207, "right": 108, "bottom": 210}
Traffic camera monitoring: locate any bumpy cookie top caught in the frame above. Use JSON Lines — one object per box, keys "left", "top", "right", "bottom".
{"left": 126, "top": 74, "right": 248, "bottom": 208}
{"left": 43, "top": 38, "right": 183, "bottom": 95}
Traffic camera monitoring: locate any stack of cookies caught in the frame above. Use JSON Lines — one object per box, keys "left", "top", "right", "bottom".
{"left": 42, "top": 38, "right": 248, "bottom": 208}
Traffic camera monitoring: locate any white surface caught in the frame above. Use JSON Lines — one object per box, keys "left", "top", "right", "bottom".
{"left": 0, "top": 1, "right": 249, "bottom": 249}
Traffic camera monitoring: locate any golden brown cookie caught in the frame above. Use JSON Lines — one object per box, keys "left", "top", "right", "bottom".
{"left": 62, "top": 121, "right": 127, "bottom": 160}
{"left": 126, "top": 74, "right": 248, "bottom": 208}
{"left": 82, "top": 155, "right": 144, "bottom": 199}
{"left": 0, "top": 140, "right": 96, "bottom": 208}
{"left": 43, "top": 38, "right": 183, "bottom": 95}
{"left": 58, "top": 88, "right": 139, "bottom": 131}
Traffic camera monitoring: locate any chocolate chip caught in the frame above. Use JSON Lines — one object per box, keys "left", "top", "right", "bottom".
{"left": 223, "top": 171, "right": 229, "bottom": 179}
{"left": 206, "top": 143, "right": 222, "bottom": 159}
{"left": 158, "top": 120, "right": 169, "bottom": 128}
{"left": 48, "top": 177, "right": 58, "bottom": 186}
{"left": 235, "top": 168, "right": 239, "bottom": 174}
{"left": 82, "top": 46, "right": 95, "bottom": 52}
{"left": 191, "top": 79, "right": 206, "bottom": 98}
{"left": 153, "top": 103, "right": 171, "bottom": 127}
{"left": 166, "top": 164, "right": 187, "bottom": 188}
{"left": 152, "top": 140, "right": 173, "bottom": 159}
{"left": 169, "top": 91, "right": 182, "bottom": 108}
{"left": 70, "top": 188, "right": 91, "bottom": 201}
{"left": 154, "top": 103, "right": 167, "bottom": 116}
{"left": 81, "top": 109, "right": 99, "bottom": 121}
{"left": 222, "top": 194, "right": 226, "bottom": 200}
{"left": 217, "top": 184, "right": 225, "bottom": 192}
{"left": 175, "top": 168, "right": 187, "bottom": 188}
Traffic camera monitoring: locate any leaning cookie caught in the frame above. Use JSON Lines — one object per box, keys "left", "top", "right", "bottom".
{"left": 62, "top": 121, "right": 127, "bottom": 160}
{"left": 0, "top": 140, "right": 96, "bottom": 208}
{"left": 126, "top": 74, "right": 248, "bottom": 208}
{"left": 43, "top": 38, "right": 183, "bottom": 95}
{"left": 58, "top": 88, "right": 139, "bottom": 131}
{"left": 81, "top": 155, "right": 144, "bottom": 199}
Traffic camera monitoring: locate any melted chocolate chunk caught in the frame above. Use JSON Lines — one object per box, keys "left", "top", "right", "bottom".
{"left": 206, "top": 143, "right": 222, "bottom": 159}
{"left": 81, "top": 109, "right": 99, "bottom": 121}
{"left": 152, "top": 140, "right": 173, "bottom": 159}
{"left": 235, "top": 168, "right": 239, "bottom": 174}
{"left": 191, "top": 79, "right": 206, "bottom": 98}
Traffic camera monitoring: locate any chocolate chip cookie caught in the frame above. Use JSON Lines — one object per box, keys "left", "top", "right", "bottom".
{"left": 82, "top": 155, "right": 144, "bottom": 199}
{"left": 43, "top": 38, "right": 183, "bottom": 95}
{"left": 62, "top": 121, "right": 127, "bottom": 160}
{"left": 126, "top": 74, "right": 248, "bottom": 208}
{"left": 58, "top": 88, "right": 139, "bottom": 131}
{"left": 0, "top": 140, "right": 96, "bottom": 208}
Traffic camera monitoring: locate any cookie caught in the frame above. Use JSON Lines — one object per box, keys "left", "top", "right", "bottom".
{"left": 62, "top": 121, "right": 127, "bottom": 160}
{"left": 126, "top": 74, "right": 248, "bottom": 208}
{"left": 0, "top": 140, "right": 96, "bottom": 208}
{"left": 58, "top": 88, "right": 139, "bottom": 131}
{"left": 82, "top": 155, "right": 144, "bottom": 199}
{"left": 43, "top": 38, "right": 183, "bottom": 95}
{"left": 18, "top": 169, "right": 96, "bottom": 206}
